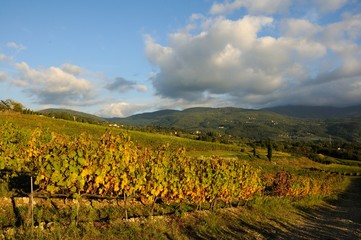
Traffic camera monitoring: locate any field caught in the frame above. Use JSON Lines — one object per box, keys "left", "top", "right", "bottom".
{"left": 1, "top": 112, "right": 360, "bottom": 239}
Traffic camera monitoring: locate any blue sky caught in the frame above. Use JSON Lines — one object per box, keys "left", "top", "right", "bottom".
{"left": 1, "top": 0, "right": 361, "bottom": 117}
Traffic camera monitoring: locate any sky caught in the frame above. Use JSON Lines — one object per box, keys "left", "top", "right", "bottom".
{"left": 1, "top": 0, "right": 361, "bottom": 117}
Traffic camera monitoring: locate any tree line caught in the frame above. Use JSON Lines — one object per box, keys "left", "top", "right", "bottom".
{"left": 0, "top": 99, "right": 35, "bottom": 114}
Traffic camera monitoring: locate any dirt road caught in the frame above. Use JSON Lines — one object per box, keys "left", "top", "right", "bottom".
{"left": 288, "top": 177, "right": 361, "bottom": 240}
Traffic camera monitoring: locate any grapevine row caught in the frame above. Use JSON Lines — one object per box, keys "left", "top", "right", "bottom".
{"left": 0, "top": 123, "right": 263, "bottom": 207}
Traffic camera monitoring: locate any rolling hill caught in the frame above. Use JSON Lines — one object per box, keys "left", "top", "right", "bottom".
{"left": 38, "top": 108, "right": 107, "bottom": 124}
{"left": 107, "top": 106, "right": 361, "bottom": 143}
{"left": 36, "top": 105, "right": 361, "bottom": 143}
{"left": 263, "top": 105, "right": 361, "bottom": 119}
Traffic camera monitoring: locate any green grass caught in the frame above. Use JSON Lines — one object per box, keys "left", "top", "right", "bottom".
{"left": 0, "top": 112, "right": 240, "bottom": 153}
{"left": 2, "top": 112, "right": 360, "bottom": 178}
{"left": 0, "top": 112, "right": 107, "bottom": 137}
{"left": 321, "top": 164, "right": 361, "bottom": 175}
{"left": 4, "top": 189, "right": 350, "bottom": 240}
{"left": 128, "top": 129, "right": 240, "bottom": 152}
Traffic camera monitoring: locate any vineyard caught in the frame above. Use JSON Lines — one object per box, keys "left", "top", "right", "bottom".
{"left": 0, "top": 115, "right": 356, "bottom": 239}
{"left": 1, "top": 122, "right": 263, "bottom": 205}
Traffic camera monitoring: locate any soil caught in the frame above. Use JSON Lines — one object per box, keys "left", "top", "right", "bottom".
{"left": 284, "top": 177, "right": 361, "bottom": 240}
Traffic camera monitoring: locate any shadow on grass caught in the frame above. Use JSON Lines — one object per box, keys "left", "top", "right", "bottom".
{"left": 289, "top": 177, "right": 361, "bottom": 240}
{"left": 178, "top": 178, "right": 361, "bottom": 240}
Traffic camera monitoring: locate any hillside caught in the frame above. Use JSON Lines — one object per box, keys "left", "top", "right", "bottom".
{"left": 107, "top": 106, "right": 361, "bottom": 143}
{"left": 0, "top": 111, "right": 238, "bottom": 154}
{"left": 263, "top": 105, "right": 361, "bottom": 119}
{"left": 35, "top": 106, "right": 361, "bottom": 143}
{"left": 1, "top": 109, "right": 361, "bottom": 240}
{"left": 38, "top": 108, "right": 107, "bottom": 124}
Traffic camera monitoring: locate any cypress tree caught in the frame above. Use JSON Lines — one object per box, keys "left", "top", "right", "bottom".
{"left": 267, "top": 139, "right": 273, "bottom": 161}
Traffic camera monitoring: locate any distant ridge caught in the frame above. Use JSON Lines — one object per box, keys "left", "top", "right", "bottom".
{"left": 263, "top": 105, "right": 361, "bottom": 119}
{"left": 36, "top": 105, "right": 361, "bottom": 142}
{"left": 107, "top": 106, "right": 361, "bottom": 142}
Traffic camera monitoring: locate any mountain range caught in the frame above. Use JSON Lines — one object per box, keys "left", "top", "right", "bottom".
{"left": 107, "top": 105, "right": 361, "bottom": 143}
{"left": 263, "top": 105, "right": 361, "bottom": 119}
{"left": 37, "top": 105, "right": 361, "bottom": 143}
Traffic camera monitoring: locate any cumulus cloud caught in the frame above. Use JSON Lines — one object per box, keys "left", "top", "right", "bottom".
{"left": 13, "top": 62, "right": 95, "bottom": 105}
{"left": 105, "top": 77, "right": 147, "bottom": 93}
{"left": 97, "top": 102, "right": 149, "bottom": 118}
{"left": 146, "top": 16, "right": 276, "bottom": 100}
{"left": 147, "top": 16, "right": 291, "bottom": 100}
{"left": 146, "top": 7, "right": 361, "bottom": 108}
{"left": 280, "top": 19, "right": 321, "bottom": 39}
{"left": 60, "top": 63, "right": 83, "bottom": 76}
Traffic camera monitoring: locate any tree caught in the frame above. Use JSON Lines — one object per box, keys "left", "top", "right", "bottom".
{"left": 11, "top": 101, "right": 23, "bottom": 112}
{"left": 250, "top": 142, "right": 258, "bottom": 159}
{"left": 1, "top": 99, "right": 24, "bottom": 112}
{"left": 267, "top": 139, "right": 273, "bottom": 161}
{"left": 0, "top": 100, "right": 10, "bottom": 111}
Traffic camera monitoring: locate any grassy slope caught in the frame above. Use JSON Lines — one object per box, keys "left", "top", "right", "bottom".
{"left": 0, "top": 112, "right": 239, "bottom": 154}
{"left": 37, "top": 108, "right": 107, "bottom": 123}
{"left": 0, "top": 112, "right": 105, "bottom": 137}
{"left": 1, "top": 112, "right": 360, "bottom": 239}
{"left": 1, "top": 112, "right": 359, "bottom": 172}
{"left": 3, "top": 111, "right": 361, "bottom": 178}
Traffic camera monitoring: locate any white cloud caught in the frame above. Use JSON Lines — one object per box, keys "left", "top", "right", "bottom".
{"left": 0, "top": 71, "right": 7, "bottom": 82}
{"left": 0, "top": 53, "right": 11, "bottom": 63}
{"left": 212, "top": 44, "right": 242, "bottom": 67}
{"left": 145, "top": 8, "right": 361, "bottom": 109}
{"left": 321, "top": 13, "right": 361, "bottom": 48}
{"left": 146, "top": 16, "right": 277, "bottom": 101}
{"left": 97, "top": 102, "right": 149, "bottom": 118}
{"left": 6, "top": 42, "right": 26, "bottom": 51}
{"left": 210, "top": 0, "right": 348, "bottom": 16}
{"left": 210, "top": 0, "right": 243, "bottom": 15}
{"left": 315, "top": 0, "right": 347, "bottom": 13}
{"left": 60, "top": 63, "right": 83, "bottom": 76}
{"left": 13, "top": 62, "right": 95, "bottom": 105}
{"left": 146, "top": 16, "right": 302, "bottom": 99}
{"left": 281, "top": 19, "right": 321, "bottom": 39}
{"left": 210, "top": 0, "right": 291, "bottom": 15}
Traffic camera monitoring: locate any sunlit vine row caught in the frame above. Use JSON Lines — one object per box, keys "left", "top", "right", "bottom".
{"left": 0, "top": 122, "right": 343, "bottom": 209}
{"left": 0, "top": 123, "right": 263, "bottom": 207}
